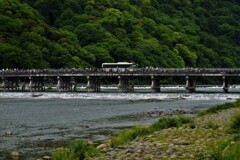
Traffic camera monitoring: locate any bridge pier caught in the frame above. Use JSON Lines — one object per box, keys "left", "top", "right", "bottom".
{"left": 57, "top": 76, "right": 72, "bottom": 92}
{"left": 1, "top": 77, "right": 19, "bottom": 91}
{"left": 151, "top": 76, "right": 160, "bottom": 93}
{"left": 29, "top": 77, "right": 45, "bottom": 92}
{"left": 21, "top": 81, "right": 26, "bottom": 91}
{"left": 1, "top": 77, "right": 5, "bottom": 91}
{"left": 86, "top": 76, "right": 100, "bottom": 92}
{"left": 185, "top": 76, "right": 195, "bottom": 93}
{"left": 222, "top": 76, "right": 229, "bottom": 93}
{"left": 72, "top": 81, "right": 77, "bottom": 92}
{"left": 118, "top": 76, "right": 132, "bottom": 92}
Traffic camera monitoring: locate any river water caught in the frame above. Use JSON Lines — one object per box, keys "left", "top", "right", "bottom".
{"left": 0, "top": 86, "right": 240, "bottom": 159}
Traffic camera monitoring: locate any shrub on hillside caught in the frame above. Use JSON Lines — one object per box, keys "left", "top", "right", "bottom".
{"left": 228, "top": 112, "right": 240, "bottom": 133}
{"left": 52, "top": 140, "right": 101, "bottom": 160}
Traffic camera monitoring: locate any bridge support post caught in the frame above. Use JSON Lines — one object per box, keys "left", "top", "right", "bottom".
{"left": 185, "top": 76, "right": 195, "bottom": 93}
{"left": 72, "top": 81, "right": 77, "bottom": 92}
{"left": 29, "top": 77, "right": 33, "bottom": 91}
{"left": 86, "top": 76, "right": 100, "bottom": 92}
{"left": 57, "top": 76, "right": 72, "bottom": 92}
{"left": 222, "top": 76, "right": 229, "bottom": 93}
{"left": 21, "top": 79, "right": 26, "bottom": 91}
{"left": 118, "top": 76, "right": 131, "bottom": 92}
{"left": 1, "top": 77, "right": 6, "bottom": 91}
{"left": 151, "top": 76, "right": 161, "bottom": 93}
{"left": 2, "top": 77, "right": 19, "bottom": 91}
{"left": 29, "top": 77, "right": 45, "bottom": 92}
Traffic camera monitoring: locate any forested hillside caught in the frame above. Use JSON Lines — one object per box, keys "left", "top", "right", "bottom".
{"left": 1, "top": 0, "right": 240, "bottom": 69}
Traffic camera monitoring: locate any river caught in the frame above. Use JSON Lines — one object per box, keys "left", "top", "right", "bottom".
{"left": 0, "top": 86, "right": 240, "bottom": 159}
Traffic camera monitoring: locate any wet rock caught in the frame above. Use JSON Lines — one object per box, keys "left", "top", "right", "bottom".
{"left": 97, "top": 143, "right": 107, "bottom": 150}
{"left": 43, "top": 156, "right": 51, "bottom": 160}
{"left": 127, "top": 109, "right": 194, "bottom": 119}
{"left": 173, "top": 142, "right": 190, "bottom": 145}
{"left": 87, "top": 140, "right": 94, "bottom": 145}
{"left": 5, "top": 131, "right": 13, "bottom": 136}
{"left": 170, "top": 154, "right": 178, "bottom": 159}
{"left": 166, "top": 148, "right": 176, "bottom": 154}
{"left": 136, "top": 149, "right": 144, "bottom": 154}
{"left": 126, "top": 147, "right": 134, "bottom": 153}
{"left": 11, "top": 151, "right": 21, "bottom": 160}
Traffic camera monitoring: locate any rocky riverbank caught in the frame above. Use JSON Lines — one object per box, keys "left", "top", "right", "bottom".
{"left": 8, "top": 101, "right": 240, "bottom": 160}
{"left": 96, "top": 107, "right": 240, "bottom": 159}
{"left": 127, "top": 109, "right": 194, "bottom": 118}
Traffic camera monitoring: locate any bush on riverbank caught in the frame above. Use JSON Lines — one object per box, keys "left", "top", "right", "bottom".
{"left": 52, "top": 140, "right": 101, "bottom": 160}
{"left": 110, "top": 126, "right": 152, "bottom": 148}
{"left": 110, "top": 116, "right": 193, "bottom": 147}
{"left": 151, "top": 116, "right": 193, "bottom": 131}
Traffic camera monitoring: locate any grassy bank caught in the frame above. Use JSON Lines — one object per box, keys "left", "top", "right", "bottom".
{"left": 52, "top": 99, "right": 240, "bottom": 160}
{"left": 197, "top": 111, "right": 240, "bottom": 159}
{"left": 110, "top": 116, "right": 193, "bottom": 148}
{"left": 198, "top": 99, "right": 240, "bottom": 116}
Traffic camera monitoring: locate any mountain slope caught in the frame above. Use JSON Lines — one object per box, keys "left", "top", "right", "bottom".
{"left": 1, "top": 0, "right": 240, "bottom": 68}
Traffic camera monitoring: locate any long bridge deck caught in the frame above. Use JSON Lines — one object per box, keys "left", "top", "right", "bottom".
{"left": 1, "top": 68, "right": 240, "bottom": 93}
{"left": 2, "top": 68, "right": 240, "bottom": 77}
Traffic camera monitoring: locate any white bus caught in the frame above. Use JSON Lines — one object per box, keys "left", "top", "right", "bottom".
{"left": 102, "top": 62, "right": 135, "bottom": 68}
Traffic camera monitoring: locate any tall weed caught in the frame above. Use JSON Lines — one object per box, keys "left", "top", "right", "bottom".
{"left": 228, "top": 112, "right": 240, "bottom": 133}
{"left": 52, "top": 140, "right": 100, "bottom": 160}
{"left": 151, "top": 116, "right": 192, "bottom": 130}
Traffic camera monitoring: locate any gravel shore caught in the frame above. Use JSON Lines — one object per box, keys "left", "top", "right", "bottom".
{"left": 96, "top": 107, "right": 240, "bottom": 159}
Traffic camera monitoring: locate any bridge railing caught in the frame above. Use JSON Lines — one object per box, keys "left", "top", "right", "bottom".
{"left": 1, "top": 68, "right": 240, "bottom": 76}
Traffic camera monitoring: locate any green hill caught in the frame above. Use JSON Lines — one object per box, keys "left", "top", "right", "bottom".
{"left": 1, "top": 0, "right": 240, "bottom": 69}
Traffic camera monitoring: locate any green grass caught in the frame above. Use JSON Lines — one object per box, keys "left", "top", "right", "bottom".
{"left": 151, "top": 116, "right": 193, "bottom": 130}
{"left": 110, "top": 116, "right": 193, "bottom": 147}
{"left": 204, "top": 121, "right": 219, "bottom": 130}
{"left": 52, "top": 140, "right": 101, "bottom": 160}
{"left": 198, "top": 99, "right": 240, "bottom": 117}
{"left": 196, "top": 109, "right": 240, "bottom": 160}
{"left": 110, "top": 126, "right": 152, "bottom": 147}
{"left": 221, "top": 141, "right": 240, "bottom": 160}
{"left": 196, "top": 137, "right": 240, "bottom": 160}
{"left": 228, "top": 112, "right": 240, "bottom": 133}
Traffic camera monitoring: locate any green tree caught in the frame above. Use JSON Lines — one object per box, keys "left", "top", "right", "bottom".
{"left": 84, "top": 45, "right": 114, "bottom": 67}
{"left": 221, "top": 57, "right": 235, "bottom": 68}
{"left": 74, "top": 23, "right": 107, "bottom": 46}
{"left": 175, "top": 44, "right": 197, "bottom": 67}
{"left": 0, "top": 43, "right": 31, "bottom": 68}
{"left": 33, "top": 0, "right": 62, "bottom": 24}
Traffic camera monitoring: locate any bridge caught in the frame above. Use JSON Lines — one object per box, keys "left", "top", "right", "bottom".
{"left": 1, "top": 68, "right": 240, "bottom": 93}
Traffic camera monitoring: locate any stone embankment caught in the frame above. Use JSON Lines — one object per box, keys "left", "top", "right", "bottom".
{"left": 96, "top": 107, "right": 240, "bottom": 159}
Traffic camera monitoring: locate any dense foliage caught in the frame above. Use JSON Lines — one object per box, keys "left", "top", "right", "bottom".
{"left": 52, "top": 140, "right": 101, "bottom": 160}
{"left": 1, "top": 0, "right": 240, "bottom": 69}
